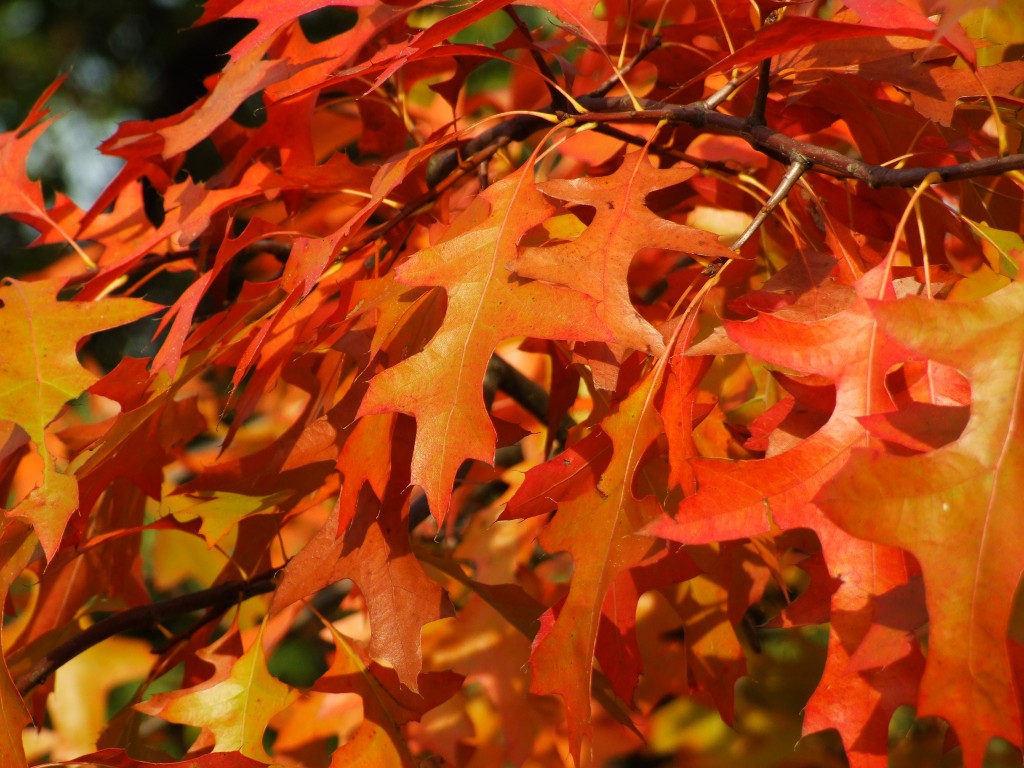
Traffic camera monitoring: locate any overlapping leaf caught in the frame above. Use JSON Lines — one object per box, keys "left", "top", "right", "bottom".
{"left": 0, "top": 280, "right": 158, "bottom": 558}
{"left": 517, "top": 151, "right": 734, "bottom": 356}
{"left": 137, "top": 624, "right": 295, "bottom": 761}
{"left": 359, "top": 168, "right": 612, "bottom": 521}
{"left": 818, "top": 282, "right": 1024, "bottom": 768}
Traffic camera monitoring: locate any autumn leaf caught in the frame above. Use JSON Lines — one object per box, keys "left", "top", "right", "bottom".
{"left": 274, "top": 416, "right": 454, "bottom": 689}
{"left": 0, "top": 520, "right": 37, "bottom": 768}
{"left": 359, "top": 168, "right": 612, "bottom": 521}
{"left": 507, "top": 363, "right": 667, "bottom": 759}
{"left": 137, "top": 622, "right": 296, "bottom": 761}
{"left": 0, "top": 279, "right": 158, "bottom": 558}
{"left": 0, "top": 76, "right": 90, "bottom": 267}
{"left": 645, "top": 266, "right": 907, "bottom": 543}
{"left": 818, "top": 281, "right": 1024, "bottom": 768}
{"left": 644, "top": 266, "right": 926, "bottom": 761}
{"left": 516, "top": 150, "right": 734, "bottom": 356}
{"left": 316, "top": 620, "right": 463, "bottom": 767}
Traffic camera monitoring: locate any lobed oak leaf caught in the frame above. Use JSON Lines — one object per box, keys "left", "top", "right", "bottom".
{"left": 274, "top": 417, "right": 453, "bottom": 690}
{"left": 0, "top": 76, "right": 85, "bottom": 253}
{"left": 645, "top": 268, "right": 925, "bottom": 761}
{"left": 517, "top": 150, "right": 735, "bottom": 356}
{"left": 359, "top": 168, "right": 612, "bottom": 521}
{"left": 317, "top": 621, "right": 464, "bottom": 767}
{"left": 0, "top": 279, "right": 159, "bottom": 558}
{"left": 508, "top": 363, "right": 668, "bottom": 759}
{"left": 817, "top": 281, "right": 1024, "bottom": 768}
{"left": 799, "top": 521, "right": 922, "bottom": 768}
{"left": 136, "top": 622, "right": 296, "bottom": 762}
{"left": 644, "top": 268, "right": 907, "bottom": 544}
{"left": 0, "top": 279, "right": 159, "bottom": 446}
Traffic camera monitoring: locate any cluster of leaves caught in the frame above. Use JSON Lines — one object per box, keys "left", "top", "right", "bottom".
{"left": 2, "top": 1, "right": 1024, "bottom": 766}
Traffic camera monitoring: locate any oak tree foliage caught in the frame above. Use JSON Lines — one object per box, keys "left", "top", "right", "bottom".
{"left": 2, "top": 1, "right": 1024, "bottom": 766}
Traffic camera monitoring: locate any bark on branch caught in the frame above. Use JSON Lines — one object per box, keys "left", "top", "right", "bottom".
{"left": 567, "top": 96, "right": 1024, "bottom": 187}
{"left": 14, "top": 570, "right": 279, "bottom": 696}
{"left": 427, "top": 92, "right": 1024, "bottom": 190}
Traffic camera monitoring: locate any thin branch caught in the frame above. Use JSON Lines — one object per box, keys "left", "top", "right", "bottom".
{"left": 425, "top": 114, "right": 552, "bottom": 189}
{"left": 588, "top": 33, "right": 663, "bottom": 98}
{"left": 733, "top": 158, "right": 809, "bottom": 251}
{"left": 505, "top": 7, "right": 566, "bottom": 109}
{"left": 567, "top": 96, "right": 1024, "bottom": 187}
{"left": 702, "top": 66, "right": 760, "bottom": 111}
{"left": 644, "top": 158, "right": 811, "bottom": 299}
{"left": 14, "top": 570, "right": 279, "bottom": 695}
{"left": 701, "top": 158, "right": 810, "bottom": 277}
{"left": 590, "top": 123, "right": 735, "bottom": 174}
{"left": 425, "top": 36, "right": 662, "bottom": 188}
{"left": 748, "top": 59, "right": 771, "bottom": 127}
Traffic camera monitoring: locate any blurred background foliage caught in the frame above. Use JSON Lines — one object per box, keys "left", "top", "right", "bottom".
{"left": 0, "top": 0, "right": 226, "bottom": 204}
{"left": 0, "top": 0, "right": 255, "bottom": 264}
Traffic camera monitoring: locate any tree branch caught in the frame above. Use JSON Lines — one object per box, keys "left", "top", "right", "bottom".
{"left": 567, "top": 96, "right": 1024, "bottom": 187}
{"left": 702, "top": 66, "right": 759, "bottom": 111}
{"left": 748, "top": 59, "right": 771, "bottom": 127}
{"left": 425, "top": 36, "right": 662, "bottom": 188}
{"left": 14, "top": 570, "right": 279, "bottom": 695}
{"left": 587, "top": 33, "right": 663, "bottom": 99}
{"left": 505, "top": 7, "right": 566, "bottom": 109}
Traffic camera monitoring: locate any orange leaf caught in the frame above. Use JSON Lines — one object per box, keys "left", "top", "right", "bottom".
{"left": 317, "top": 621, "right": 463, "bottom": 767}
{"left": 517, "top": 150, "right": 734, "bottom": 356}
{"left": 359, "top": 168, "right": 611, "bottom": 521}
{"left": 0, "top": 279, "right": 158, "bottom": 558}
{"left": 512, "top": 365, "right": 666, "bottom": 759}
{"left": 818, "top": 282, "right": 1024, "bottom": 767}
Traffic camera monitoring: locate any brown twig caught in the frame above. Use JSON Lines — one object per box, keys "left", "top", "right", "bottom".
{"left": 642, "top": 158, "right": 811, "bottom": 300}
{"left": 566, "top": 96, "right": 1024, "bottom": 187}
{"left": 590, "top": 123, "right": 735, "bottom": 174}
{"left": 702, "top": 66, "right": 760, "bottom": 111}
{"left": 734, "top": 157, "right": 809, "bottom": 250}
{"left": 748, "top": 59, "right": 771, "bottom": 127}
{"left": 505, "top": 7, "right": 566, "bottom": 109}
{"left": 14, "top": 570, "right": 279, "bottom": 695}
{"left": 425, "top": 36, "right": 662, "bottom": 188}
{"left": 587, "top": 33, "right": 663, "bottom": 98}
{"left": 700, "top": 157, "right": 810, "bottom": 277}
